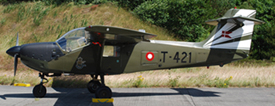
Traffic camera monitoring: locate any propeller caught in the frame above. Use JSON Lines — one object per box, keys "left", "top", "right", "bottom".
{"left": 14, "top": 54, "right": 19, "bottom": 76}
{"left": 6, "top": 33, "right": 20, "bottom": 84}
{"left": 16, "top": 33, "right": 19, "bottom": 46}
{"left": 14, "top": 33, "right": 19, "bottom": 76}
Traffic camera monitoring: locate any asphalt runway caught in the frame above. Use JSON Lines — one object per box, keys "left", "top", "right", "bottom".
{"left": 0, "top": 85, "right": 274, "bottom": 106}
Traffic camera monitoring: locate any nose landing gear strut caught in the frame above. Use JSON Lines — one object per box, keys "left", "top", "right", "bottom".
{"left": 32, "top": 73, "right": 47, "bottom": 98}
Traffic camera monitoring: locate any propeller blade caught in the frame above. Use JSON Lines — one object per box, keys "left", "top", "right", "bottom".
{"left": 16, "top": 33, "right": 19, "bottom": 46}
{"left": 14, "top": 54, "right": 18, "bottom": 76}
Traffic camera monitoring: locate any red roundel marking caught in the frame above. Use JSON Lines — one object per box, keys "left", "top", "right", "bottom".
{"left": 146, "top": 52, "right": 154, "bottom": 61}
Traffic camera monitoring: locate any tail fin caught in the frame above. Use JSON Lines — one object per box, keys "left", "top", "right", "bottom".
{"left": 202, "top": 8, "right": 264, "bottom": 51}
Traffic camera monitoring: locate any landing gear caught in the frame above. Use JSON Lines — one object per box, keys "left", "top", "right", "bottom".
{"left": 95, "top": 86, "right": 112, "bottom": 98}
{"left": 33, "top": 84, "right": 46, "bottom": 98}
{"left": 33, "top": 73, "right": 47, "bottom": 98}
{"left": 87, "top": 75, "right": 101, "bottom": 93}
{"left": 87, "top": 80, "right": 101, "bottom": 93}
{"left": 87, "top": 74, "right": 112, "bottom": 98}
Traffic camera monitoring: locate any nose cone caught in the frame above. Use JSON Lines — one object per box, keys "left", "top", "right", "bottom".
{"left": 6, "top": 46, "right": 20, "bottom": 56}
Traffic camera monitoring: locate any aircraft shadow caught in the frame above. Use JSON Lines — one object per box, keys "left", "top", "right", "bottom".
{"left": 1, "top": 87, "right": 220, "bottom": 106}
{"left": 1, "top": 87, "right": 113, "bottom": 106}
{"left": 112, "top": 88, "right": 220, "bottom": 97}
{"left": 0, "top": 93, "right": 65, "bottom": 99}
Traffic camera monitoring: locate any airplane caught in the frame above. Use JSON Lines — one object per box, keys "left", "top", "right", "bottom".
{"left": 6, "top": 8, "right": 264, "bottom": 98}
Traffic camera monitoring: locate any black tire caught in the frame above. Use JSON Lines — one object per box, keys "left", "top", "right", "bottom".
{"left": 33, "top": 84, "right": 46, "bottom": 98}
{"left": 95, "top": 86, "right": 112, "bottom": 98}
{"left": 87, "top": 80, "right": 101, "bottom": 93}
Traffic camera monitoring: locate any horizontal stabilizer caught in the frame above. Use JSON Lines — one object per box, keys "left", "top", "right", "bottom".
{"left": 205, "top": 16, "right": 265, "bottom": 26}
{"left": 205, "top": 8, "right": 264, "bottom": 26}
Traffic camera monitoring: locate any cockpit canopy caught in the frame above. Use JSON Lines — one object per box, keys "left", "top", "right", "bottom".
{"left": 56, "top": 26, "right": 157, "bottom": 53}
{"left": 56, "top": 27, "right": 90, "bottom": 52}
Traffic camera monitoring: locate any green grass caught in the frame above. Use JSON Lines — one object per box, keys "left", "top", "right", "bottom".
{"left": 0, "top": 2, "right": 175, "bottom": 71}
{"left": 229, "top": 58, "right": 275, "bottom": 67}
{"left": 1, "top": 65, "right": 274, "bottom": 88}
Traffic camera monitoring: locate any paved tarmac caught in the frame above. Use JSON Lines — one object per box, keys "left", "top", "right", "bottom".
{"left": 0, "top": 85, "right": 274, "bottom": 106}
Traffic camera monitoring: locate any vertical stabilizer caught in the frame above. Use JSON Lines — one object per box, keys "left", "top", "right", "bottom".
{"left": 202, "top": 8, "right": 264, "bottom": 51}
{"left": 201, "top": 8, "right": 264, "bottom": 64}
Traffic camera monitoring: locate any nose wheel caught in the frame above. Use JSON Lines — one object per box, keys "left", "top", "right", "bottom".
{"left": 33, "top": 84, "right": 46, "bottom": 98}
{"left": 33, "top": 73, "right": 47, "bottom": 98}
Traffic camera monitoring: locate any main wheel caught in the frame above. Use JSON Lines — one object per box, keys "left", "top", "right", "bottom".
{"left": 87, "top": 80, "right": 101, "bottom": 93}
{"left": 95, "top": 86, "right": 112, "bottom": 98}
{"left": 33, "top": 84, "right": 46, "bottom": 98}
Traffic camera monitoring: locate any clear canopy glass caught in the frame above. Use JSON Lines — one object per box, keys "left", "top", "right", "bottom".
{"left": 56, "top": 27, "right": 90, "bottom": 52}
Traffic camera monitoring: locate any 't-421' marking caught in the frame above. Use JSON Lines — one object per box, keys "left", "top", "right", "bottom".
{"left": 161, "top": 51, "right": 191, "bottom": 63}
{"left": 173, "top": 52, "right": 191, "bottom": 63}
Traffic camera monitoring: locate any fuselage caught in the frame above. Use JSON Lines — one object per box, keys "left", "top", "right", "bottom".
{"left": 8, "top": 39, "right": 248, "bottom": 75}
{"left": 8, "top": 8, "right": 264, "bottom": 75}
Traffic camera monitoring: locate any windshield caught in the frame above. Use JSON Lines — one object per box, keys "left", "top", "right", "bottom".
{"left": 56, "top": 28, "right": 90, "bottom": 52}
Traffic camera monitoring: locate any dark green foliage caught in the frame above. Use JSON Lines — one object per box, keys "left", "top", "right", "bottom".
{"left": 237, "top": 0, "right": 275, "bottom": 60}
{"left": 134, "top": 0, "right": 275, "bottom": 59}
{"left": 166, "top": 0, "right": 211, "bottom": 41}
{"left": 0, "top": 0, "right": 145, "bottom": 7}
{"left": 41, "top": 0, "right": 96, "bottom": 5}
{"left": 115, "top": 0, "right": 146, "bottom": 10}
{"left": 0, "top": 0, "right": 108, "bottom": 5}
{"left": 134, "top": 0, "right": 237, "bottom": 41}
{"left": 0, "top": 0, "right": 29, "bottom": 5}
{"left": 134, "top": 0, "right": 169, "bottom": 26}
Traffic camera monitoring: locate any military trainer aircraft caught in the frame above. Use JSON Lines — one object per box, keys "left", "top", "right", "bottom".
{"left": 6, "top": 8, "right": 264, "bottom": 98}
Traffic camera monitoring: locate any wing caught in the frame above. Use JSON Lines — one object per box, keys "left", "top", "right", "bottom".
{"left": 85, "top": 25, "right": 157, "bottom": 44}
